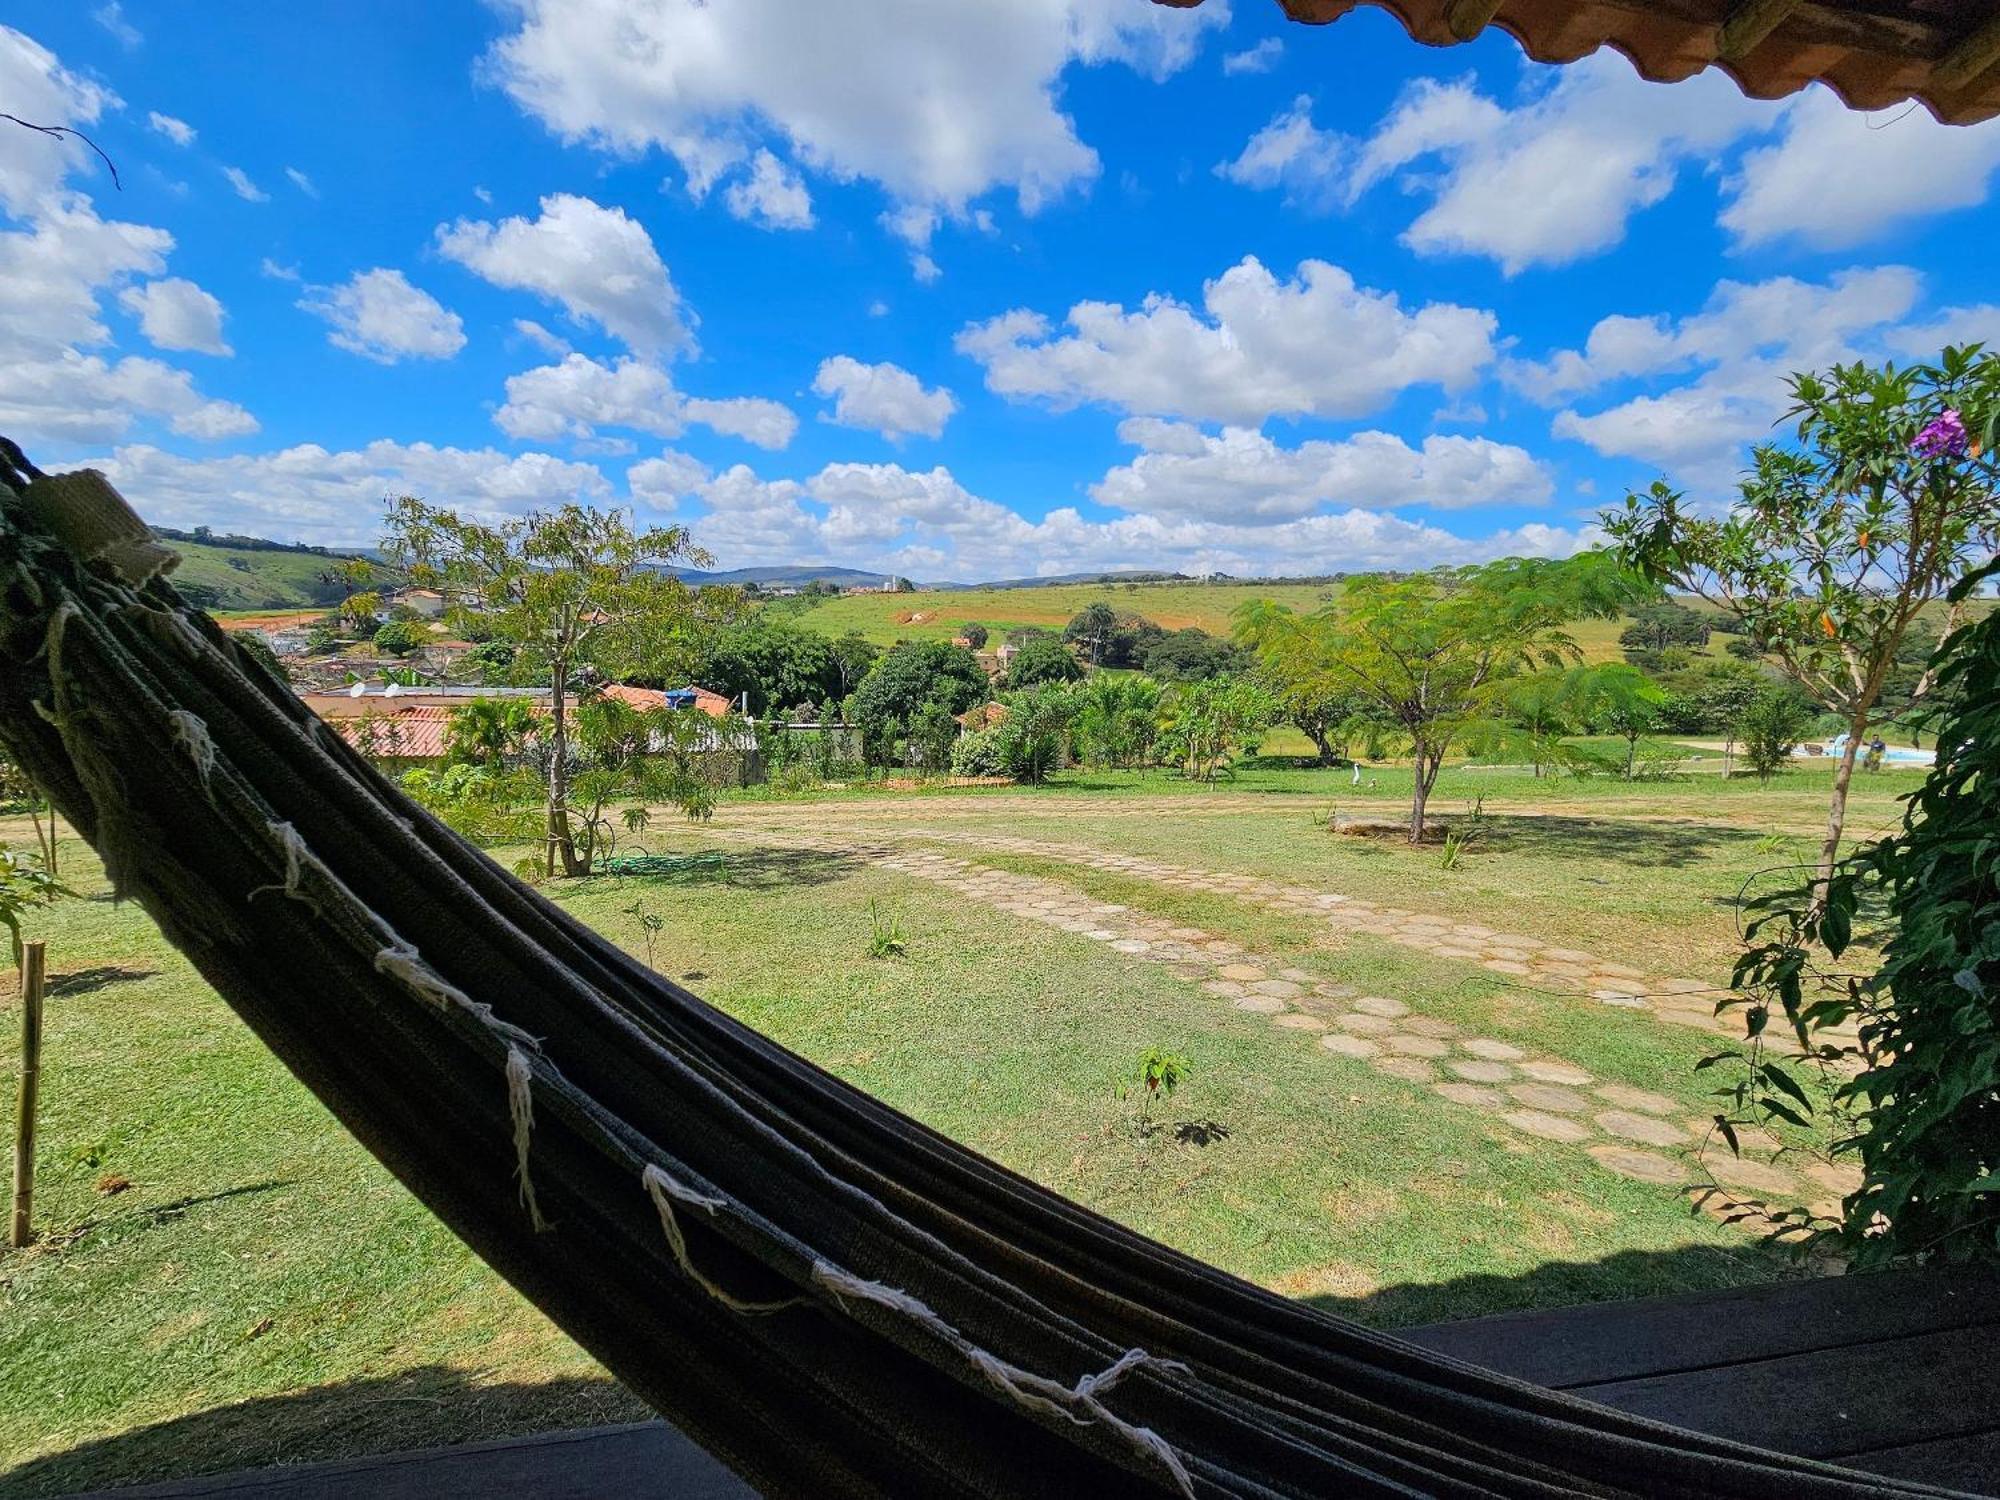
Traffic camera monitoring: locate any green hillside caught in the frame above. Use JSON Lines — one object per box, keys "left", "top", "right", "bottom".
{"left": 790, "top": 579, "right": 1340, "bottom": 646}
{"left": 154, "top": 535, "right": 378, "bottom": 612}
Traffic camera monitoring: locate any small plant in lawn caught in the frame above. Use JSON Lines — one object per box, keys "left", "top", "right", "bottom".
{"left": 1119, "top": 1046, "right": 1191, "bottom": 1135}
{"left": 621, "top": 899, "right": 665, "bottom": 970}
{"left": 866, "top": 900, "right": 907, "bottom": 959}
{"left": 1439, "top": 827, "right": 1477, "bottom": 871}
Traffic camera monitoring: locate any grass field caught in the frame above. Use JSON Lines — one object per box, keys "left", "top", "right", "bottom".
{"left": 0, "top": 755, "right": 1911, "bottom": 1494}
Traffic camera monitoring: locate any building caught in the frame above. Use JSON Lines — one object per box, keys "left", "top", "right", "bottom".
{"left": 382, "top": 587, "right": 448, "bottom": 619}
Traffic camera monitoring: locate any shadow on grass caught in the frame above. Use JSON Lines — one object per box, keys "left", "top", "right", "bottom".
{"left": 1480, "top": 815, "right": 1757, "bottom": 869}
{"left": 608, "top": 847, "right": 867, "bottom": 893}
{"left": 1305, "top": 1241, "right": 1796, "bottom": 1331}
{"left": 47, "top": 965, "right": 158, "bottom": 998}
{"left": 0, "top": 1367, "right": 652, "bottom": 1500}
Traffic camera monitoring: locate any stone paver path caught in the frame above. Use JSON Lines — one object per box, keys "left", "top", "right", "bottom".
{"left": 698, "top": 826, "right": 1851, "bottom": 1222}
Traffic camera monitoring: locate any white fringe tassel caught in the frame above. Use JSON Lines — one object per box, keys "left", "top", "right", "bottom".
{"left": 810, "top": 1262, "right": 1196, "bottom": 1498}
{"left": 640, "top": 1164, "right": 804, "bottom": 1316}
{"left": 505, "top": 1045, "right": 548, "bottom": 1231}
{"left": 166, "top": 709, "right": 217, "bottom": 793}
{"left": 373, "top": 940, "right": 540, "bottom": 1050}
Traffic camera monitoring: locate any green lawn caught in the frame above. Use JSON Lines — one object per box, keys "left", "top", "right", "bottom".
{"left": 0, "top": 762, "right": 1881, "bottom": 1493}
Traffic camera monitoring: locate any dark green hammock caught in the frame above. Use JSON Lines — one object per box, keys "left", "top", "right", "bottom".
{"left": 0, "top": 451, "right": 1960, "bottom": 1498}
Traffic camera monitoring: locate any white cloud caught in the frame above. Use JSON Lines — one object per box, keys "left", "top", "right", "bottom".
{"left": 1345, "top": 57, "right": 1773, "bottom": 273}
{"left": 480, "top": 0, "right": 1227, "bottom": 249}
{"left": 146, "top": 111, "right": 195, "bottom": 147}
{"left": 957, "top": 255, "right": 1495, "bottom": 425}
{"left": 495, "top": 352, "right": 797, "bottom": 450}
{"left": 285, "top": 166, "right": 319, "bottom": 199}
{"left": 512, "top": 317, "right": 572, "bottom": 357}
{"left": 685, "top": 458, "right": 1590, "bottom": 581}
{"left": 118, "top": 277, "right": 231, "bottom": 356}
{"left": 1525, "top": 267, "right": 1926, "bottom": 486}
{"left": 722, "top": 149, "right": 814, "bottom": 229}
{"left": 259, "top": 257, "right": 300, "bottom": 282}
{"left": 1215, "top": 95, "right": 1342, "bottom": 209}
{"left": 223, "top": 166, "right": 268, "bottom": 202}
{"left": 811, "top": 355, "right": 956, "bottom": 440}
{"left": 1882, "top": 304, "right": 2000, "bottom": 362}
{"left": 1221, "top": 37, "right": 1281, "bottom": 75}
{"left": 867, "top": 299, "right": 890, "bottom": 318}
{"left": 299, "top": 268, "right": 467, "bottom": 364}
{"left": 0, "top": 27, "right": 118, "bottom": 215}
{"left": 1094, "top": 424, "right": 1552, "bottom": 522}
{"left": 92, "top": 441, "right": 613, "bottom": 542}
{"left": 1, "top": 351, "right": 257, "bottom": 444}
{"left": 437, "top": 192, "right": 691, "bottom": 356}
{"left": 1722, "top": 92, "right": 2000, "bottom": 250}
{"left": 93, "top": 3, "right": 141, "bottom": 48}
{"left": 627, "top": 450, "right": 711, "bottom": 508}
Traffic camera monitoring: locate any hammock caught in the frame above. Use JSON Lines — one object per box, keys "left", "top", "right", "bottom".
{"left": 0, "top": 453, "right": 1953, "bottom": 1499}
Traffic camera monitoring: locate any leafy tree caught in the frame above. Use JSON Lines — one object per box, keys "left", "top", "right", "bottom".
{"left": 958, "top": 621, "right": 988, "bottom": 650}
{"left": 444, "top": 697, "right": 538, "bottom": 767}
{"left": 1607, "top": 347, "right": 2000, "bottom": 882}
{"left": 991, "top": 684, "right": 1078, "bottom": 783}
{"left": 0, "top": 747, "right": 61, "bottom": 880}
{"left": 1573, "top": 662, "right": 1668, "bottom": 779}
{"left": 827, "top": 633, "right": 880, "bottom": 702}
{"left": 1140, "top": 626, "right": 1244, "bottom": 682}
{"left": 382, "top": 497, "right": 709, "bottom": 877}
{"left": 908, "top": 699, "right": 962, "bottom": 773}
{"left": 1072, "top": 674, "right": 1163, "bottom": 769}
{"left": 1502, "top": 668, "right": 1584, "bottom": 778}
{"left": 1156, "top": 677, "right": 1274, "bottom": 782}
{"left": 1004, "top": 633, "right": 1084, "bottom": 689}
{"left": 1618, "top": 600, "right": 1712, "bottom": 657}
{"left": 1063, "top": 602, "right": 1119, "bottom": 665}
{"left": 562, "top": 695, "right": 726, "bottom": 861}
{"left": 1736, "top": 686, "right": 1815, "bottom": 783}
{"left": 1237, "top": 557, "right": 1633, "bottom": 839}
{"left": 373, "top": 619, "right": 426, "bottom": 658}
{"left": 700, "top": 620, "right": 837, "bottom": 716}
{"left": 848, "top": 640, "right": 986, "bottom": 765}
{"left": 0, "top": 844, "right": 72, "bottom": 966}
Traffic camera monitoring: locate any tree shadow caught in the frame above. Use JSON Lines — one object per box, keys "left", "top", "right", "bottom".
{"left": 136, "top": 1179, "right": 293, "bottom": 1227}
{"left": 1302, "top": 1241, "right": 1798, "bottom": 1331}
{"left": 608, "top": 847, "right": 867, "bottom": 893}
{"left": 1479, "top": 815, "right": 1756, "bottom": 870}
{"left": 47, "top": 964, "right": 158, "bottom": 998}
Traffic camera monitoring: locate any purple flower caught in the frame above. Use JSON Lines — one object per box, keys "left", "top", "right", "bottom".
{"left": 1912, "top": 408, "right": 1969, "bottom": 458}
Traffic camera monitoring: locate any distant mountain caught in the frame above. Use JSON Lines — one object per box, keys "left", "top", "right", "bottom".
{"left": 944, "top": 569, "right": 1190, "bottom": 591}
{"left": 667, "top": 564, "right": 910, "bottom": 589}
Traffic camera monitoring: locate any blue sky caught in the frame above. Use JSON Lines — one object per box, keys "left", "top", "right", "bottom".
{"left": 5, "top": 1, "right": 1999, "bottom": 581}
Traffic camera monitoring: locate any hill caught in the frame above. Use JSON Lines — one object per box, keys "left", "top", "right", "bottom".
{"left": 155, "top": 534, "right": 378, "bottom": 612}
{"left": 669, "top": 564, "right": 901, "bottom": 590}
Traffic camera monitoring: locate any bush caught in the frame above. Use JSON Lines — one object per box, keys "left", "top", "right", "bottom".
{"left": 1003, "top": 633, "right": 1084, "bottom": 689}
{"left": 959, "top": 621, "right": 988, "bottom": 650}
{"left": 950, "top": 726, "right": 1007, "bottom": 777}
{"left": 1735, "top": 687, "right": 1815, "bottom": 781}
{"left": 373, "top": 619, "right": 426, "bottom": 657}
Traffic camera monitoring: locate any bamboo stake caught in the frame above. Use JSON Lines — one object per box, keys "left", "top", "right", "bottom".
{"left": 10, "top": 940, "right": 45, "bottom": 1249}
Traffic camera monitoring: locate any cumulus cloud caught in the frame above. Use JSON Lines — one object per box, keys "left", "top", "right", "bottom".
{"left": 722, "top": 149, "right": 814, "bottom": 230}
{"left": 1221, "top": 37, "right": 1281, "bottom": 75}
{"left": 91, "top": 441, "right": 612, "bottom": 542}
{"left": 223, "top": 166, "right": 269, "bottom": 202}
{"left": 480, "top": 0, "right": 1227, "bottom": 255}
{"left": 627, "top": 450, "right": 711, "bottom": 508}
{"left": 146, "top": 111, "right": 195, "bottom": 146}
{"left": 299, "top": 268, "right": 468, "bottom": 364}
{"left": 512, "top": 317, "right": 572, "bottom": 357}
{"left": 1721, "top": 92, "right": 2000, "bottom": 250}
{"left": 1340, "top": 57, "right": 1773, "bottom": 273}
{"left": 0, "top": 27, "right": 118, "bottom": 215}
{"left": 437, "top": 192, "right": 691, "bottom": 356}
{"left": 1215, "top": 95, "right": 1343, "bottom": 209}
{"left": 118, "top": 277, "right": 231, "bottom": 356}
{"left": 811, "top": 355, "right": 955, "bottom": 440}
{"left": 495, "top": 352, "right": 797, "bottom": 450}
{"left": 957, "top": 255, "right": 1495, "bottom": 425}
{"left": 1519, "top": 267, "right": 1927, "bottom": 487}
{"left": 1093, "top": 424, "right": 1553, "bottom": 521}
{"left": 92, "top": 3, "right": 140, "bottom": 49}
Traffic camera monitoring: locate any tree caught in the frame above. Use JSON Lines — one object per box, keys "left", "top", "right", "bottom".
{"left": 1502, "top": 668, "right": 1584, "bottom": 778}
{"left": 828, "top": 633, "right": 880, "bottom": 702}
{"left": 1237, "top": 556, "right": 1633, "bottom": 840}
{"left": 382, "top": 497, "right": 709, "bottom": 877}
{"left": 958, "top": 621, "right": 988, "bottom": 650}
{"left": 1063, "top": 602, "right": 1118, "bottom": 666}
{"left": 1607, "top": 347, "right": 2000, "bottom": 882}
{"left": 848, "top": 641, "right": 986, "bottom": 764}
{"left": 1573, "top": 662, "right": 1667, "bottom": 779}
{"left": 992, "top": 683, "right": 1078, "bottom": 783}
{"left": 1618, "top": 600, "right": 1712, "bottom": 657}
{"left": 699, "top": 620, "right": 837, "bottom": 716}
{"left": 1072, "top": 674, "right": 1162, "bottom": 769}
{"left": 444, "top": 697, "right": 538, "bottom": 767}
{"left": 0, "top": 747, "right": 61, "bottom": 880}
{"left": 1156, "top": 677, "right": 1274, "bottom": 782}
{"left": 1004, "top": 633, "right": 1084, "bottom": 689}
{"left": 1140, "top": 627, "right": 1244, "bottom": 682}
{"left": 1736, "top": 686, "right": 1815, "bottom": 783}
{"left": 373, "top": 619, "right": 426, "bottom": 657}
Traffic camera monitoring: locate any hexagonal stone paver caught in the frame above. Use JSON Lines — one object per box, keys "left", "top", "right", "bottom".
{"left": 1509, "top": 1084, "right": 1593, "bottom": 1115}
{"left": 1252, "top": 979, "right": 1304, "bottom": 999}
{"left": 1383, "top": 1034, "right": 1452, "bottom": 1059}
{"left": 1501, "top": 1109, "right": 1594, "bottom": 1143}
{"left": 1594, "top": 1084, "right": 1678, "bottom": 1117}
{"left": 1110, "top": 939, "right": 1151, "bottom": 954}
{"left": 1351, "top": 995, "right": 1409, "bottom": 1019}
{"left": 1447, "top": 1059, "right": 1514, "bottom": 1085}
{"left": 1460, "top": 1038, "right": 1525, "bottom": 1062}
{"left": 1320, "top": 1033, "right": 1379, "bottom": 1059}
{"left": 1596, "top": 1110, "right": 1689, "bottom": 1148}
{"left": 1374, "top": 1056, "right": 1439, "bottom": 1084}
{"left": 1272, "top": 1013, "right": 1328, "bottom": 1031}
{"left": 1401, "top": 1017, "right": 1460, "bottom": 1039}
{"left": 1705, "top": 1154, "right": 1798, "bottom": 1197}
{"left": 1235, "top": 995, "right": 1288, "bottom": 1015}
{"left": 1200, "top": 980, "right": 1246, "bottom": 999}
{"left": 1517, "top": 1060, "right": 1594, "bottom": 1087}
{"left": 1587, "top": 1145, "right": 1685, "bottom": 1184}
{"left": 1337, "top": 1013, "right": 1399, "bottom": 1036}
{"left": 1217, "top": 963, "right": 1267, "bottom": 982}
{"left": 1435, "top": 1082, "right": 1506, "bottom": 1109}
{"left": 1483, "top": 959, "right": 1532, "bottom": 976}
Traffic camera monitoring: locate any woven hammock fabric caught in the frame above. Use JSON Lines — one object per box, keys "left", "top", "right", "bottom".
{"left": 0, "top": 461, "right": 1954, "bottom": 1499}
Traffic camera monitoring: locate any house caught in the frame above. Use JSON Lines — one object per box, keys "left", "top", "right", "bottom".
{"left": 383, "top": 587, "right": 448, "bottom": 619}
{"left": 955, "top": 702, "right": 1009, "bottom": 733}
{"left": 599, "top": 682, "right": 733, "bottom": 718}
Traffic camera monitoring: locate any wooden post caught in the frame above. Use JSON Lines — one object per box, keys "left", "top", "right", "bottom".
{"left": 10, "top": 941, "right": 46, "bottom": 1249}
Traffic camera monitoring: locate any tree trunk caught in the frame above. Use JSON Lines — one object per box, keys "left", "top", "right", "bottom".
{"left": 546, "top": 664, "right": 585, "bottom": 878}
{"left": 1408, "top": 737, "right": 1431, "bottom": 844}
{"left": 1623, "top": 732, "right": 1639, "bottom": 780}
{"left": 1306, "top": 724, "right": 1337, "bottom": 767}
{"left": 1816, "top": 710, "right": 1869, "bottom": 889}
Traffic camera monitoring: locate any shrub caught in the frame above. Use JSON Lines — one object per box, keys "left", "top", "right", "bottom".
{"left": 373, "top": 619, "right": 426, "bottom": 657}
{"left": 959, "top": 621, "right": 988, "bottom": 649}
{"left": 1735, "top": 687, "right": 1815, "bottom": 782}
{"left": 950, "top": 726, "right": 1007, "bottom": 777}
{"left": 1003, "top": 633, "right": 1084, "bottom": 689}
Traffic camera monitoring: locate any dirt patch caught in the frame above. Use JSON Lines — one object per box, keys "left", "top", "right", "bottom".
{"left": 1267, "top": 1261, "right": 1381, "bottom": 1299}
